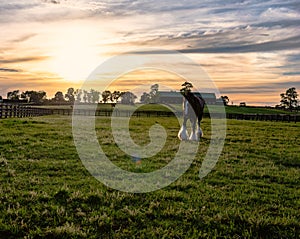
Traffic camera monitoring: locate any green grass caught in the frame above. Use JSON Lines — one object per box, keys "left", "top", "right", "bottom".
{"left": 0, "top": 116, "right": 299, "bottom": 238}
{"left": 36, "top": 103, "right": 296, "bottom": 115}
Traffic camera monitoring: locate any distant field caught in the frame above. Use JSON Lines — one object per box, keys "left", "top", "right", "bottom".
{"left": 0, "top": 115, "right": 299, "bottom": 238}
{"left": 35, "top": 103, "right": 295, "bottom": 115}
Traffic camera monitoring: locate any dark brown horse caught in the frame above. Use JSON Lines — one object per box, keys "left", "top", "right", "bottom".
{"left": 178, "top": 91, "right": 205, "bottom": 141}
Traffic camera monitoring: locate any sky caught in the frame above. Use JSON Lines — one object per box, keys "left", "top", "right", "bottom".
{"left": 0, "top": 0, "right": 299, "bottom": 105}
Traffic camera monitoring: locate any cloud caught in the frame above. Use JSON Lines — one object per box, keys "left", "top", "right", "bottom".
{"left": 126, "top": 34, "right": 300, "bottom": 54}
{"left": 220, "top": 81, "right": 300, "bottom": 95}
{"left": 178, "top": 35, "right": 300, "bottom": 53}
{"left": 42, "top": 0, "right": 61, "bottom": 4}
{"left": 11, "top": 33, "right": 37, "bottom": 43}
{"left": 253, "top": 19, "right": 300, "bottom": 28}
{"left": 0, "top": 71, "right": 75, "bottom": 98}
{"left": 0, "top": 67, "right": 20, "bottom": 72}
{"left": 0, "top": 56, "right": 49, "bottom": 64}
{"left": 282, "top": 72, "right": 300, "bottom": 76}
{"left": 275, "top": 52, "right": 300, "bottom": 76}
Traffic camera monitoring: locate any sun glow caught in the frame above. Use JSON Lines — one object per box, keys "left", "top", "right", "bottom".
{"left": 49, "top": 25, "right": 102, "bottom": 83}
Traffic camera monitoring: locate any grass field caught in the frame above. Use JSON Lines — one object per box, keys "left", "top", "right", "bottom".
{"left": 35, "top": 103, "right": 297, "bottom": 115}
{"left": 0, "top": 115, "right": 299, "bottom": 238}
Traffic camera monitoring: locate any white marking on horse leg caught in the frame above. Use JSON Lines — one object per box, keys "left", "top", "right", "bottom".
{"left": 178, "top": 125, "right": 188, "bottom": 141}
{"left": 184, "top": 101, "right": 189, "bottom": 115}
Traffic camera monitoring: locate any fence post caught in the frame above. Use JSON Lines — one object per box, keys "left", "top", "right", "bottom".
{"left": 4, "top": 105, "right": 8, "bottom": 118}
{"left": 9, "top": 105, "right": 12, "bottom": 118}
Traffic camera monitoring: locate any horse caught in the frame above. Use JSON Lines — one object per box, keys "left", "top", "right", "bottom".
{"left": 178, "top": 91, "right": 205, "bottom": 141}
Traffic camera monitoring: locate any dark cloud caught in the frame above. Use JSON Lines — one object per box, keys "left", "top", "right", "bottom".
{"left": 129, "top": 34, "right": 300, "bottom": 54}
{"left": 275, "top": 53, "right": 300, "bottom": 76}
{"left": 253, "top": 19, "right": 300, "bottom": 29}
{"left": 287, "top": 54, "right": 300, "bottom": 62}
{"left": 220, "top": 81, "right": 300, "bottom": 95}
{"left": 178, "top": 35, "right": 300, "bottom": 53}
{"left": 283, "top": 72, "right": 300, "bottom": 76}
{"left": 0, "top": 68, "right": 20, "bottom": 72}
{"left": 0, "top": 56, "right": 49, "bottom": 64}
{"left": 42, "top": 0, "right": 61, "bottom": 4}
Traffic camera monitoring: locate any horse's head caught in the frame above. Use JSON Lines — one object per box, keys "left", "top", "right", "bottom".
{"left": 181, "top": 89, "right": 192, "bottom": 100}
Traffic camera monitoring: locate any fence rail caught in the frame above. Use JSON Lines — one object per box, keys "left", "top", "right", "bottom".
{"left": 0, "top": 104, "right": 299, "bottom": 123}
{"left": 226, "top": 113, "right": 300, "bottom": 123}
{"left": 0, "top": 104, "right": 52, "bottom": 119}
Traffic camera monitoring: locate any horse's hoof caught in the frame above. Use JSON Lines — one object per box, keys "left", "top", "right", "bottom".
{"left": 198, "top": 128, "right": 203, "bottom": 138}
{"left": 178, "top": 134, "right": 188, "bottom": 141}
{"left": 178, "top": 126, "right": 188, "bottom": 141}
{"left": 189, "top": 132, "right": 198, "bottom": 141}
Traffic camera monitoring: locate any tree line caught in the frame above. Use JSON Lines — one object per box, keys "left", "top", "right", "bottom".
{"left": 2, "top": 88, "right": 138, "bottom": 105}
{"left": 0, "top": 85, "right": 298, "bottom": 110}
{"left": 1, "top": 84, "right": 161, "bottom": 105}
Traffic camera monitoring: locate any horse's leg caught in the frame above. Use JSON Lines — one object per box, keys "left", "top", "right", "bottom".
{"left": 197, "top": 118, "right": 203, "bottom": 139}
{"left": 178, "top": 116, "right": 189, "bottom": 140}
{"left": 189, "top": 117, "right": 198, "bottom": 141}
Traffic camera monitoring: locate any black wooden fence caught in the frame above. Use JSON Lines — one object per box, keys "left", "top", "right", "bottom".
{"left": 0, "top": 104, "right": 52, "bottom": 119}
{"left": 0, "top": 104, "right": 299, "bottom": 123}
{"left": 226, "top": 113, "right": 300, "bottom": 123}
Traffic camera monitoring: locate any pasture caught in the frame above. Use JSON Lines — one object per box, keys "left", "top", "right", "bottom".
{"left": 0, "top": 115, "right": 299, "bottom": 238}
{"left": 36, "top": 103, "right": 296, "bottom": 115}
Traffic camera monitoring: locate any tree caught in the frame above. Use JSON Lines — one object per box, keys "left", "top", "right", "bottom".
{"left": 180, "top": 81, "right": 193, "bottom": 94}
{"left": 21, "top": 90, "right": 47, "bottom": 104}
{"left": 140, "top": 92, "right": 150, "bottom": 103}
{"left": 83, "top": 90, "right": 88, "bottom": 103}
{"left": 149, "top": 84, "right": 159, "bottom": 103}
{"left": 0, "top": 95, "right": 3, "bottom": 103}
{"left": 7, "top": 90, "right": 20, "bottom": 100}
{"left": 90, "top": 89, "right": 100, "bottom": 103}
{"left": 74, "top": 89, "right": 82, "bottom": 102}
{"left": 221, "top": 96, "right": 230, "bottom": 106}
{"left": 87, "top": 92, "right": 92, "bottom": 103}
{"left": 280, "top": 87, "right": 298, "bottom": 111}
{"left": 102, "top": 90, "right": 111, "bottom": 103}
{"left": 53, "top": 91, "right": 65, "bottom": 103}
{"left": 65, "top": 88, "right": 75, "bottom": 103}
{"left": 111, "top": 91, "right": 122, "bottom": 103}
{"left": 120, "top": 91, "right": 137, "bottom": 105}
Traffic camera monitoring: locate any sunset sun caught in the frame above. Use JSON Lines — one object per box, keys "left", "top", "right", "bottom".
{"left": 49, "top": 25, "right": 101, "bottom": 83}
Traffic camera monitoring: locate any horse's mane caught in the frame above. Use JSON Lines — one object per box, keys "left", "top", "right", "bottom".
{"left": 183, "top": 91, "right": 205, "bottom": 114}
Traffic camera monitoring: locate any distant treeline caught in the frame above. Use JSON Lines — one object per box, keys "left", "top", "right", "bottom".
{"left": 0, "top": 88, "right": 137, "bottom": 105}
{"left": 0, "top": 84, "right": 161, "bottom": 105}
